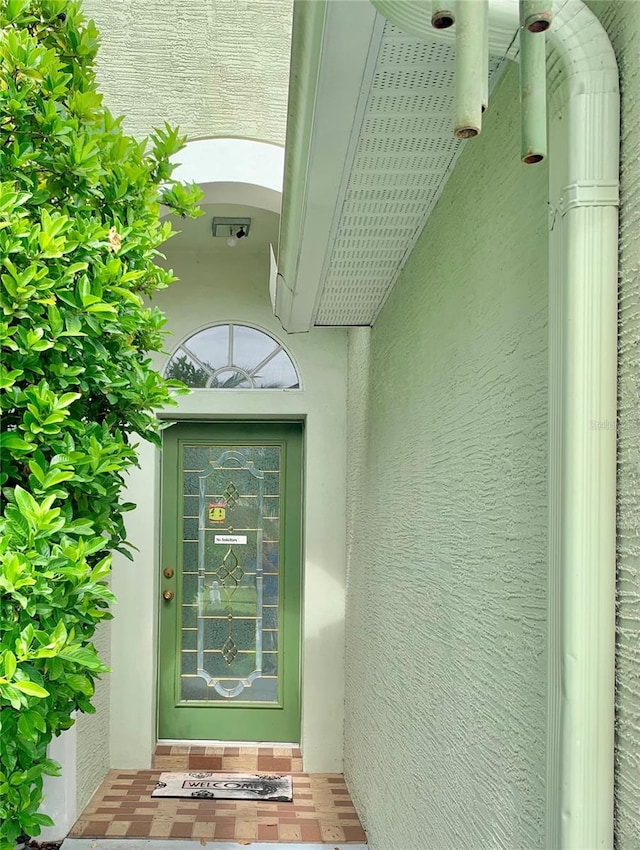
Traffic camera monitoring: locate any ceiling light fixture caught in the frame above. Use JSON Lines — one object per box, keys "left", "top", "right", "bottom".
{"left": 212, "top": 217, "right": 252, "bottom": 248}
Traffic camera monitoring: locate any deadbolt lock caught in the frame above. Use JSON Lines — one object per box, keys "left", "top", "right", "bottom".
{"left": 163, "top": 568, "right": 174, "bottom": 579}
{"left": 163, "top": 590, "right": 174, "bottom": 601}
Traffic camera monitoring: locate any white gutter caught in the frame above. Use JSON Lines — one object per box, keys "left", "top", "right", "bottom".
{"left": 276, "top": 0, "right": 380, "bottom": 332}
{"left": 372, "top": 1, "right": 619, "bottom": 846}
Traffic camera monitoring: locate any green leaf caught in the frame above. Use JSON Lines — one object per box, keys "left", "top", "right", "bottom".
{"left": 29, "top": 710, "right": 46, "bottom": 733}
{"left": 13, "top": 681, "right": 49, "bottom": 698}
{"left": 18, "top": 713, "right": 36, "bottom": 742}
{"left": 4, "top": 1, "right": 31, "bottom": 25}
{"left": 47, "top": 304, "right": 64, "bottom": 336}
{"left": 41, "top": 759, "right": 62, "bottom": 777}
{"left": 28, "top": 460, "right": 46, "bottom": 486}
{"left": 66, "top": 674, "right": 94, "bottom": 696}
{"left": 57, "top": 392, "right": 81, "bottom": 409}
{"left": 3, "top": 652, "right": 16, "bottom": 680}
{"left": 63, "top": 519, "right": 95, "bottom": 535}
{"left": 90, "top": 556, "right": 111, "bottom": 582}
{"left": 0, "top": 433, "right": 33, "bottom": 453}
{"left": 13, "top": 485, "right": 39, "bottom": 519}
{"left": 49, "top": 619, "right": 68, "bottom": 649}
{"left": 59, "top": 646, "right": 109, "bottom": 672}
{"left": 43, "top": 469, "right": 74, "bottom": 488}
{"left": 27, "top": 812, "right": 55, "bottom": 827}
{"left": 0, "top": 364, "right": 23, "bottom": 390}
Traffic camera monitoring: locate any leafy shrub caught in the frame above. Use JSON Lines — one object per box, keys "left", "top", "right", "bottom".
{"left": 0, "top": 1, "right": 201, "bottom": 844}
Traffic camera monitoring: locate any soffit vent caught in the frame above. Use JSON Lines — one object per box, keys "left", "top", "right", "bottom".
{"left": 314, "top": 22, "right": 501, "bottom": 326}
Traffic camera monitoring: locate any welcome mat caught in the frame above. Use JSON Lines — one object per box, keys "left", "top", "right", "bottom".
{"left": 151, "top": 771, "right": 293, "bottom": 802}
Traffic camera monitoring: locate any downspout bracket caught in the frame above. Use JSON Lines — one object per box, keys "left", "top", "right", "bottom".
{"left": 556, "top": 180, "right": 620, "bottom": 215}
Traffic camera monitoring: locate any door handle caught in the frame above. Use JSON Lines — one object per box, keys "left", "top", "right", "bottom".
{"left": 163, "top": 590, "right": 174, "bottom": 601}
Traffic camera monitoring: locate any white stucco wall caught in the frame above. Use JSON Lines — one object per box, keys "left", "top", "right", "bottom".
{"left": 82, "top": 0, "right": 293, "bottom": 144}
{"left": 75, "top": 623, "right": 110, "bottom": 812}
{"left": 344, "top": 64, "right": 549, "bottom": 849}
{"left": 109, "top": 245, "right": 348, "bottom": 773}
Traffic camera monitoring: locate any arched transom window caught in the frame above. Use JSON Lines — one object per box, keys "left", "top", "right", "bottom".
{"left": 165, "top": 324, "right": 300, "bottom": 389}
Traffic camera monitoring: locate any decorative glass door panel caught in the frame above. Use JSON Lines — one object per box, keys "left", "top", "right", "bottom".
{"left": 158, "top": 422, "right": 302, "bottom": 742}
{"left": 181, "top": 445, "right": 280, "bottom": 703}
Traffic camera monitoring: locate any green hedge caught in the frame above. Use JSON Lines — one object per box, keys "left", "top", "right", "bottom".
{"left": 0, "top": 1, "right": 201, "bottom": 844}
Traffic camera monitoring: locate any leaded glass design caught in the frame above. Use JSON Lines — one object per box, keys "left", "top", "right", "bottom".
{"left": 180, "top": 445, "right": 281, "bottom": 703}
{"left": 165, "top": 324, "right": 300, "bottom": 389}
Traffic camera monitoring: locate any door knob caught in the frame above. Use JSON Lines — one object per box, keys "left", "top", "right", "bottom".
{"left": 163, "top": 590, "right": 174, "bottom": 601}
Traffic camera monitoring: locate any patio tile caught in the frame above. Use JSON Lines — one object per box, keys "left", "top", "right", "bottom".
{"left": 70, "top": 745, "right": 367, "bottom": 844}
{"left": 152, "top": 755, "right": 189, "bottom": 769}
{"left": 189, "top": 755, "right": 223, "bottom": 769}
{"left": 148, "top": 821, "right": 173, "bottom": 838}
{"left": 279, "top": 823, "right": 303, "bottom": 840}
{"left": 104, "top": 822, "right": 131, "bottom": 837}
{"left": 344, "top": 825, "right": 368, "bottom": 842}
{"left": 212, "top": 817, "right": 237, "bottom": 840}
{"left": 192, "top": 821, "right": 216, "bottom": 839}
{"left": 235, "top": 819, "right": 259, "bottom": 841}
{"left": 321, "top": 824, "right": 346, "bottom": 842}
{"left": 126, "top": 821, "right": 153, "bottom": 837}
{"left": 257, "top": 822, "right": 279, "bottom": 840}
{"left": 169, "top": 822, "right": 193, "bottom": 839}
{"left": 63, "top": 842, "right": 367, "bottom": 850}
{"left": 300, "top": 822, "right": 323, "bottom": 841}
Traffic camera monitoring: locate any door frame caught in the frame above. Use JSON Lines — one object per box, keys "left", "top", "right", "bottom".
{"left": 157, "top": 419, "right": 304, "bottom": 743}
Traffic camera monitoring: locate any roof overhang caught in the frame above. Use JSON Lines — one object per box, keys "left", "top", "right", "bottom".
{"left": 275, "top": 0, "right": 380, "bottom": 332}
{"left": 274, "top": 1, "right": 522, "bottom": 332}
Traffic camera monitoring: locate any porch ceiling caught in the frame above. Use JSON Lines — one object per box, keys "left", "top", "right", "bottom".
{"left": 276, "top": 1, "right": 513, "bottom": 331}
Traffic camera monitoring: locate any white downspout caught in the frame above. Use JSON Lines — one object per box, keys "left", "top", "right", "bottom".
{"left": 545, "top": 3, "right": 618, "bottom": 846}
{"left": 371, "top": 0, "right": 620, "bottom": 847}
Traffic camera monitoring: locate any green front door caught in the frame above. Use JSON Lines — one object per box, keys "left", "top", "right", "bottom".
{"left": 158, "top": 422, "right": 303, "bottom": 742}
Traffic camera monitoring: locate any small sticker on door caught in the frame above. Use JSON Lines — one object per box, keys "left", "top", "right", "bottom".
{"left": 208, "top": 502, "right": 226, "bottom": 523}
{"left": 214, "top": 534, "right": 247, "bottom": 545}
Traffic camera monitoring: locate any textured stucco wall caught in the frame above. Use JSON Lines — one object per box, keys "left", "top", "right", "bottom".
{"left": 75, "top": 621, "right": 110, "bottom": 811}
{"left": 345, "top": 63, "right": 549, "bottom": 849}
{"left": 586, "top": 2, "right": 640, "bottom": 846}
{"left": 82, "top": 0, "right": 293, "bottom": 144}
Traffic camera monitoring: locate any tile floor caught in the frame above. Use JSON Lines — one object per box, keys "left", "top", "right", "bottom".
{"left": 69, "top": 746, "right": 367, "bottom": 845}
{"left": 63, "top": 842, "right": 364, "bottom": 850}
{"left": 151, "top": 745, "right": 304, "bottom": 774}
